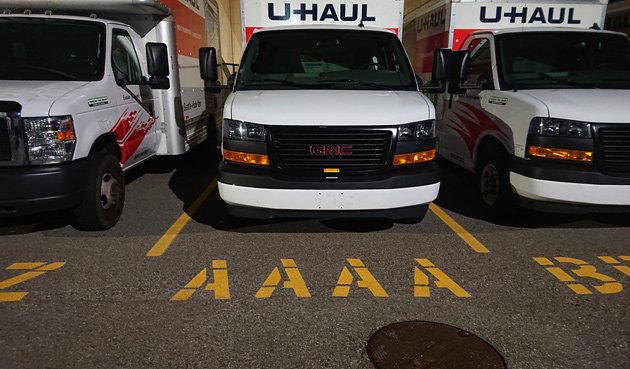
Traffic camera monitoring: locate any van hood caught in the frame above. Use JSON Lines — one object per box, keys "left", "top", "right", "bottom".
{"left": 228, "top": 90, "right": 433, "bottom": 126}
{"left": 520, "top": 89, "right": 630, "bottom": 123}
{"left": 0, "top": 80, "right": 89, "bottom": 116}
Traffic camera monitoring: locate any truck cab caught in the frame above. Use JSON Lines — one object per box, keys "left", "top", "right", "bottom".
{"left": 439, "top": 28, "right": 630, "bottom": 213}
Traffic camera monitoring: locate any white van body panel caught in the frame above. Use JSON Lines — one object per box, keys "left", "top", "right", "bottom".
{"left": 227, "top": 90, "right": 434, "bottom": 126}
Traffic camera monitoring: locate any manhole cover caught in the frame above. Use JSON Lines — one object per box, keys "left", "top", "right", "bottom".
{"left": 367, "top": 321, "right": 506, "bottom": 369}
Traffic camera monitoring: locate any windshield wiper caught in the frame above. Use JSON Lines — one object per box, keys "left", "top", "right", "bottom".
{"left": 240, "top": 79, "right": 312, "bottom": 88}
{"left": 319, "top": 79, "right": 393, "bottom": 90}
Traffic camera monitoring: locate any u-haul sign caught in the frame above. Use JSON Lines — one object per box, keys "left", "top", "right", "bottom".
{"left": 449, "top": 2, "right": 607, "bottom": 49}
{"left": 241, "top": 0, "right": 405, "bottom": 46}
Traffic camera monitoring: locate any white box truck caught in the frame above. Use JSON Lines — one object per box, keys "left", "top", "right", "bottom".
{"left": 0, "top": 0, "right": 225, "bottom": 230}
{"left": 405, "top": 0, "right": 630, "bottom": 214}
{"left": 199, "top": 0, "right": 448, "bottom": 221}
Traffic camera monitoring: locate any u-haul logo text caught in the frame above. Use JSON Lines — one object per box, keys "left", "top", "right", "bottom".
{"left": 268, "top": 3, "right": 376, "bottom": 22}
{"left": 480, "top": 6, "right": 581, "bottom": 25}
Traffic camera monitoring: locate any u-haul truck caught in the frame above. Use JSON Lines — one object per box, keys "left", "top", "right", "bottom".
{"left": 0, "top": 0, "right": 224, "bottom": 230}
{"left": 404, "top": 0, "right": 630, "bottom": 214}
{"left": 199, "top": 0, "right": 449, "bottom": 221}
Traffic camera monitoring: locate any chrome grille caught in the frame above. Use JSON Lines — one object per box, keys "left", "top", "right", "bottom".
{"left": 597, "top": 126, "right": 630, "bottom": 174}
{"left": 271, "top": 127, "right": 393, "bottom": 175}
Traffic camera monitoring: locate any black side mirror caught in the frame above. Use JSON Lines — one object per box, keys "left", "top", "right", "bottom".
{"left": 447, "top": 50, "right": 469, "bottom": 94}
{"left": 419, "top": 48, "right": 449, "bottom": 93}
{"left": 146, "top": 42, "right": 170, "bottom": 90}
{"left": 200, "top": 47, "right": 220, "bottom": 90}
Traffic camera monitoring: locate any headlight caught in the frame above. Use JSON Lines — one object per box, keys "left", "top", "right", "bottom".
{"left": 23, "top": 116, "right": 76, "bottom": 164}
{"left": 398, "top": 121, "right": 434, "bottom": 141}
{"left": 224, "top": 119, "right": 266, "bottom": 141}
{"left": 529, "top": 117, "right": 591, "bottom": 138}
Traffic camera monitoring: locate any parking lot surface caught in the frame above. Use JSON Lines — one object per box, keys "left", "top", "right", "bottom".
{"left": 1, "top": 151, "right": 628, "bottom": 369}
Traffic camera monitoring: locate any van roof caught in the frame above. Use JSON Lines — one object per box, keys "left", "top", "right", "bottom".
{"left": 253, "top": 24, "right": 398, "bottom": 35}
{"left": 471, "top": 27, "right": 626, "bottom": 37}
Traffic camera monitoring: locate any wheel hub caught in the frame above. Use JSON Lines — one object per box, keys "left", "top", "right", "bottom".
{"left": 100, "top": 172, "right": 121, "bottom": 210}
{"left": 481, "top": 164, "right": 500, "bottom": 206}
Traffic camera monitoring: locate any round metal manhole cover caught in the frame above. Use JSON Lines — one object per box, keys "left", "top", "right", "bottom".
{"left": 367, "top": 321, "right": 506, "bottom": 369}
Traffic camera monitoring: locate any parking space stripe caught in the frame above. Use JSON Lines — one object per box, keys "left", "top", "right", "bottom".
{"left": 429, "top": 203, "right": 490, "bottom": 254}
{"left": 146, "top": 179, "right": 217, "bottom": 257}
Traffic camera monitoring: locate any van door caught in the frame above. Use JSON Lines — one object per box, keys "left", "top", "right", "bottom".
{"left": 439, "top": 37, "right": 495, "bottom": 171}
{"left": 110, "top": 27, "right": 158, "bottom": 168}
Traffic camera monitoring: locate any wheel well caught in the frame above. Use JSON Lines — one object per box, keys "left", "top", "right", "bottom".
{"left": 90, "top": 133, "right": 121, "bottom": 161}
{"left": 475, "top": 136, "right": 507, "bottom": 172}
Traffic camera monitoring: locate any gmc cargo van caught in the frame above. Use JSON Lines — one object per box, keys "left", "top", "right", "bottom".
{"left": 200, "top": 0, "right": 446, "bottom": 221}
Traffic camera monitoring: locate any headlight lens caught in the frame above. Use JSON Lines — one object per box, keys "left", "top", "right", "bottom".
{"left": 23, "top": 116, "right": 76, "bottom": 164}
{"left": 529, "top": 118, "right": 591, "bottom": 138}
{"left": 398, "top": 121, "right": 434, "bottom": 141}
{"left": 224, "top": 119, "right": 266, "bottom": 141}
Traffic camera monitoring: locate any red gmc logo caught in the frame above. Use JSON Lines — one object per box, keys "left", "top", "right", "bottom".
{"left": 309, "top": 145, "right": 353, "bottom": 156}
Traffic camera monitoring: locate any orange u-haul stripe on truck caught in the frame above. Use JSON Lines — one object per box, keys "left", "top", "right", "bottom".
{"left": 160, "top": 0, "right": 207, "bottom": 58}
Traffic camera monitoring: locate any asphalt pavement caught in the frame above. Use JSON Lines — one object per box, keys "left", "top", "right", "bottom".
{"left": 0, "top": 149, "right": 628, "bottom": 369}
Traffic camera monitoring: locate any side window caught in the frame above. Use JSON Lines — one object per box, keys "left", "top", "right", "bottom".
{"left": 111, "top": 29, "right": 142, "bottom": 82}
{"left": 465, "top": 38, "right": 495, "bottom": 90}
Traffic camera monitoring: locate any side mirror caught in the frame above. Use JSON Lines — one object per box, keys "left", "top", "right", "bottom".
{"left": 146, "top": 42, "right": 170, "bottom": 90}
{"left": 448, "top": 50, "right": 469, "bottom": 94}
{"left": 200, "top": 47, "right": 220, "bottom": 91}
{"left": 419, "top": 48, "right": 448, "bottom": 93}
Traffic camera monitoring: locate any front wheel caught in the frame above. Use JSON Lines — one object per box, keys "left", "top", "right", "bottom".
{"left": 74, "top": 151, "right": 125, "bottom": 230}
{"left": 477, "top": 149, "right": 513, "bottom": 214}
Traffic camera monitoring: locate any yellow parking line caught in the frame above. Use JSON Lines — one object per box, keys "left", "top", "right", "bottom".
{"left": 146, "top": 179, "right": 217, "bottom": 257}
{"left": 429, "top": 203, "right": 490, "bottom": 254}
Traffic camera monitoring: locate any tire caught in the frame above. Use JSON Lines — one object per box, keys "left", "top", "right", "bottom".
{"left": 74, "top": 150, "right": 125, "bottom": 231}
{"left": 477, "top": 146, "right": 513, "bottom": 214}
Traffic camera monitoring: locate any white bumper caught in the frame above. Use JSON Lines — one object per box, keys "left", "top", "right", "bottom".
{"left": 218, "top": 182, "right": 440, "bottom": 211}
{"left": 510, "top": 172, "right": 630, "bottom": 206}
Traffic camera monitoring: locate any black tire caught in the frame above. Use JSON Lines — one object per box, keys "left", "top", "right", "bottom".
{"left": 394, "top": 204, "right": 430, "bottom": 224}
{"left": 477, "top": 146, "right": 513, "bottom": 214}
{"left": 74, "top": 150, "right": 125, "bottom": 231}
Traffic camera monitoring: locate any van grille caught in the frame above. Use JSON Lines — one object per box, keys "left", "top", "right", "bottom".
{"left": 0, "top": 117, "right": 11, "bottom": 161}
{"left": 596, "top": 126, "right": 630, "bottom": 174}
{"left": 271, "top": 127, "right": 393, "bottom": 175}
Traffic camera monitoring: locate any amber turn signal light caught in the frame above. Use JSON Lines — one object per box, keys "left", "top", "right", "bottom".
{"left": 393, "top": 149, "right": 436, "bottom": 166}
{"left": 223, "top": 149, "right": 269, "bottom": 166}
{"left": 527, "top": 146, "right": 592, "bottom": 162}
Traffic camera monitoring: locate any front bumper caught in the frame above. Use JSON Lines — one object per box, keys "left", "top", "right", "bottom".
{"left": 0, "top": 160, "right": 88, "bottom": 217}
{"left": 509, "top": 157, "right": 630, "bottom": 213}
{"left": 218, "top": 162, "right": 440, "bottom": 219}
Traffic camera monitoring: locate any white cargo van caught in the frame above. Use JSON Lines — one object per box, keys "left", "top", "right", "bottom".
{"left": 405, "top": 0, "right": 630, "bottom": 213}
{"left": 0, "top": 0, "right": 224, "bottom": 229}
{"left": 199, "top": 0, "right": 447, "bottom": 221}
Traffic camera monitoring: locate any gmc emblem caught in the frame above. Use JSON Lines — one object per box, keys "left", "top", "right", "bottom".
{"left": 309, "top": 145, "right": 352, "bottom": 156}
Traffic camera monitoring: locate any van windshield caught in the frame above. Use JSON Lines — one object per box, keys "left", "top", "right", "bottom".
{"left": 496, "top": 32, "right": 630, "bottom": 90}
{"left": 235, "top": 29, "right": 416, "bottom": 91}
{"left": 0, "top": 18, "right": 105, "bottom": 81}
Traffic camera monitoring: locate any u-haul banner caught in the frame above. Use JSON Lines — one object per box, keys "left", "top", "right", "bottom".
{"left": 449, "top": 2, "right": 607, "bottom": 49}
{"left": 160, "top": 0, "right": 207, "bottom": 57}
{"left": 241, "top": 0, "right": 405, "bottom": 46}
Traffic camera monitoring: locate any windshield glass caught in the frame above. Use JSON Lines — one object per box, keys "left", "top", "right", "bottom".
{"left": 235, "top": 29, "right": 416, "bottom": 91}
{"left": 0, "top": 18, "right": 105, "bottom": 81}
{"left": 496, "top": 32, "right": 630, "bottom": 90}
